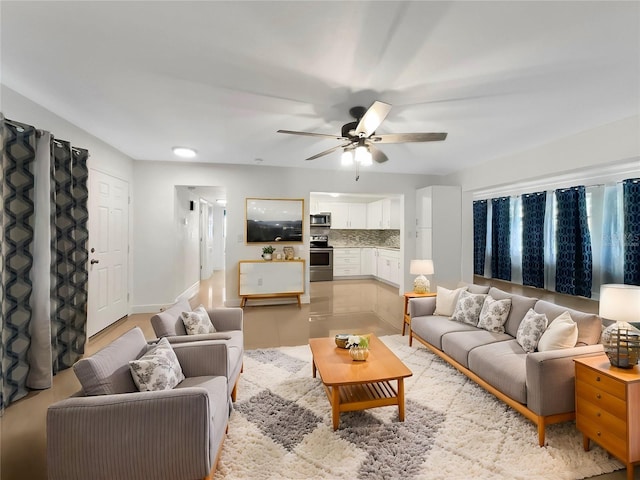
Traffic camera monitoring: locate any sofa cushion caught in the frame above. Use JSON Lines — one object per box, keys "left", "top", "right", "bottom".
{"left": 441, "top": 329, "right": 512, "bottom": 368}
{"left": 533, "top": 300, "right": 601, "bottom": 346}
{"left": 516, "top": 309, "right": 548, "bottom": 353}
{"left": 537, "top": 311, "right": 578, "bottom": 351}
{"left": 74, "top": 327, "right": 148, "bottom": 396}
{"left": 477, "top": 296, "right": 512, "bottom": 333}
{"left": 150, "top": 297, "right": 192, "bottom": 337}
{"left": 411, "top": 316, "right": 477, "bottom": 350}
{"left": 433, "top": 286, "right": 467, "bottom": 317}
{"left": 129, "top": 338, "right": 185, "bottom": 392}
{"left": 488, "top": 288, "right": 538, "bottom": 337}
{"left": 450, "top": 290, "right": 487, "bottom": 326}
{"left": 467, "top": 340, "right": 528, "bottom": 404}
{"left": 181, "top": 305, "right": 217, "bottom": 335}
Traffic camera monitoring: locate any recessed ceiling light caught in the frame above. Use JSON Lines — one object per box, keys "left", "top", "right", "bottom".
{"left": 172, "top": 146, "right": 197, "bottom": 158}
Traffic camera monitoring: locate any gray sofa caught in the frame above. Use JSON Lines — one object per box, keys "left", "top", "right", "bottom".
{"left": 47, "top": 327, "right": 230, "bottom": 480}
{"left": 151, "top": 298, "right": 244, "bottom": 401}
{"left": 409, "top": 285, "right": 604, "bottom": 446}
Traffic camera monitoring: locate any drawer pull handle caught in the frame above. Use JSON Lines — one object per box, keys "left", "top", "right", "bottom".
{"left": 596, "top": 376, "right": 601, "bottom": 382}
{"left": 596, "top": 394, "right": 601, "bottom": 399}
{"left": 596, "top": 412, "right": 601, "bottom": 417}
{"left": 597, "top": 431, "right": 601, "bottom": 437}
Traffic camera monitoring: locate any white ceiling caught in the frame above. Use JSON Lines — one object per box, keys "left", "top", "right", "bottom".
{"left": 2, "top": 1, "right": 638, "bottom": 176}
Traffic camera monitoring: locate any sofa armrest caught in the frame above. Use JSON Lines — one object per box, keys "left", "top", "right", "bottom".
{"left": 172, "top": 340, "right": 231, "bottom": 378}
{"left": 409, "top": 297, "right": 436, "bottom": 318}
{"left": 47, "top": 388, "right": 213, "bottom": 480}
{"left": 207, "top": 307, "right": 243, "bottom": 332}
{"left": 525, "top": 344, "right": 604, "bottom": 416}
{"left": 161, "top": 333, "right": 232, "bottom": 344}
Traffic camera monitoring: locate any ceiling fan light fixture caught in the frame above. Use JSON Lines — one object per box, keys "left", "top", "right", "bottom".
{"left": 355, "top": 145, "right": 372, "bottom": 166}
{"left": 341, "top": 149, "right": 354, "bottom": 166}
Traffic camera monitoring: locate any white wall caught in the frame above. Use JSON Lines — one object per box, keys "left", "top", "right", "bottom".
{"left": 444, "top": 115, "right": 640, "bottom": 283}
{"left": 132, "top": 161, "right": 437, "bottom": 310}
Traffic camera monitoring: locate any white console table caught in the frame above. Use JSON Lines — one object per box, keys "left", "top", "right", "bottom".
{"left": 238, "top": 259, "right": 305, "bottom": 307}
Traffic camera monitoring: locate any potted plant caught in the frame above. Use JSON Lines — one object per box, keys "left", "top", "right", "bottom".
{"left": 262, "top": 245, "right": 275, "bottom": 261}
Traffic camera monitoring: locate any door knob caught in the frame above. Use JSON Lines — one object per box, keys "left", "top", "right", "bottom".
{"left": 90, "top": 259, "right": 99, "bottom": 264}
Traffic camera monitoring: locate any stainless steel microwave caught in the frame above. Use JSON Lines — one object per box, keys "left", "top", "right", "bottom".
{"left": 310, "top": 213, "right": 331, "bottom": 227}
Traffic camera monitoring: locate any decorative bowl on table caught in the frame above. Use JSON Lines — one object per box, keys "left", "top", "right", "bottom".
{"left": 335, "top": 334, "right": 351, "bottom": 349}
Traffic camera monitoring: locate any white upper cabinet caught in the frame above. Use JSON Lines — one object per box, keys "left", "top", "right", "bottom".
{"left": 366, "top": 200, "right": 383, "bottom": 229}
{"left": 319, "top": 202, "right": 366, "bottom": 229}
{"left": 367, "top": 198, "right": 400, "bottom": 229}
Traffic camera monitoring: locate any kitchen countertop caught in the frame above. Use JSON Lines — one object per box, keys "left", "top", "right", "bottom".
{"left": 332, "top": 245, "right": 400, "bottom": 250}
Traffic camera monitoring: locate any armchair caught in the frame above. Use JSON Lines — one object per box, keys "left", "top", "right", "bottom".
{"left": 151, "top": 298, "right": 244, "bottom": 401}
{"left": 47, "top": 327, "right": 229, "bottom": 480}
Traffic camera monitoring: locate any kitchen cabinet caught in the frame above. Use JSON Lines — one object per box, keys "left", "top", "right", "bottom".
{"left": 367, "top": 198, "right": 400, "bottom": 229}
{"left": 333, "top": 248, "right": 362, "bottom": 277}
{"left": 360, "top": 247, "right": 376, "bottom": 276}
{"left": 376, "top": 248, "right": 400, "bottom": 286}
{"left": 415, "top": 186, "right": 461, "bottom": 288}
{"left": 320, "top": 202, "right": 367, "bottom": 229}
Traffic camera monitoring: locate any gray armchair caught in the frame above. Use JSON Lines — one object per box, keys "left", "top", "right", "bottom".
{"left": 47, "top": 327, "right": 229, "bottom": 480}
{"left": 151, "top": 298, "right": 244, "bottom": 401}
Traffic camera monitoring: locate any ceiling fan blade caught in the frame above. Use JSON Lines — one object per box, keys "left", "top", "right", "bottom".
{"left": 368, "top": 144, "right": 388, "bottom": 164}
{"left": 370, "top": 132, "right": 448, "bottom": 144}
{"left": 277, "top": 129, "right": 346, "bottom": 141}
{"left": 354, "top": 101, "right": 392, "bottom": 137}
{"left": 305, "top": 142, "right": 352, "bottom": 161}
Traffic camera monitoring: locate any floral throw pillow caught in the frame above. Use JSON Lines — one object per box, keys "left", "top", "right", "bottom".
{"left": 450, "top": 290, "right": 487, "bottom": 326}
{"left": 181, "top": 305, "right": 216, "bottom": 335}
{"left": 516, "top": 308, "right": 549, "bottom": 353}
{"left": 477, "top": 295, "right": 512, "bottom": 333}
{"left": 129, "top": 338, "right": 185, "bottom": 392}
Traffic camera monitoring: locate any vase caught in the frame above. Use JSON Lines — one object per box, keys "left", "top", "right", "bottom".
{"left": 349, "top": 346, "right": 369, "bottom": 361}
{"left": 262, "top": 253, "right": 272, "bottom": 261}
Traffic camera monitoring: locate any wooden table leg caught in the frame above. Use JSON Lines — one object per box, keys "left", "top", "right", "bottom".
{"left": 312, "top": 357, "right": 316, "bottom": 378}
{"left": 398, "top": 378, "right": 405, "bottom": 421}
{"left": 331, "top": 386, "right": 340, "bottom": 430}
{"left": 626, "top": 464, "right": 633, "bottom": 480}
{"left": 582, "top": 434, "right": 590, "bottom": 452}
{"left": 402, "top": 320, "right": 406, "bottom": 336}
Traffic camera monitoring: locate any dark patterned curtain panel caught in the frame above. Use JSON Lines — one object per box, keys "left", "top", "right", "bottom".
{"left": 51, "top": 141, "right": 89, "bottom": 373}
{"left": 522, "top": 192, "right": 546, "bottom": 288}
{"left": 623, "top": 178, "right": 640, "bottom": 285}
{"left": 473, "top": 200, "right": 487, "bottom": 275}
{"left": 555, "top": 186, "right": 593, "bottom": 297}
{"left": 490, "top": 197, "right": 511, "bottom": 281}
{"left": 1, "top": 118, "right": 36, "bottom": 409}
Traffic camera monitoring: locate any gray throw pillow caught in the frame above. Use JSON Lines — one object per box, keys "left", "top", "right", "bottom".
{"left": 477, "top": 295, "right": 512, "bottom": 333}
{"left": 516, "top": 308, "right": 548, "bottom": 353}
{"left": 181, "top": 305, "right": 216, "bottom": 335}
{"left": 129, "top": 338, "right": 185, "bottom": 392}
{"left": 450, "top": 290, "right": 487, "bottom": 326}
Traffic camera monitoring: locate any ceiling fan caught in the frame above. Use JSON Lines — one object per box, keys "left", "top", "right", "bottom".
{"left": 277, "top": 101, "right": 447, "bottom": 167}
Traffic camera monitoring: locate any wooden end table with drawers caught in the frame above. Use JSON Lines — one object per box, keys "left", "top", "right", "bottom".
{"left": 402, "top": 291, "right": 437, "bottom": 336}
{"left": 574, "top": 355, "right": 640, "bottom": 480}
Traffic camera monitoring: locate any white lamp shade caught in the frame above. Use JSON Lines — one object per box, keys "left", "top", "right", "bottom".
{"left": 410, "top": 259, "right": 434, "bottom": 275}
{"left": 341, "top": 149, "right": 353, "bottom": 166}
{"left": 599, "top": 284, "right": 640, "bottom": 322}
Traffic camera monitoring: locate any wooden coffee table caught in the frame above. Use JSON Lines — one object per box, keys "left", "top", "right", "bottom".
{"left": 309, "top": 334, "right": 413, "bottom": 430}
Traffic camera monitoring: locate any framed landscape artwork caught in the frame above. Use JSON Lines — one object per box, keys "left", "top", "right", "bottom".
{"left": 245, "top": 198, "right": 304, "bottom": 244}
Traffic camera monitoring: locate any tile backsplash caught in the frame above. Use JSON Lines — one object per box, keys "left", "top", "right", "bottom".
{"left": 329, "top": 229, "right": 400, "bottom": 248}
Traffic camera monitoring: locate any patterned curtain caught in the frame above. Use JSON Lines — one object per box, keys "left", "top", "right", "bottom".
{"left": 623, "top": 178, "right": 640, "bottom": 285}
{"left": 0, "top": 117, "right": 89, "bottom": 409}
{"left": 51, "top": 141, "right": 89, "bottom": 373}
{"left": 522, "top": 192, "right": 546, "bottom": 288}
{"left": 490, "top": 197, "right": 511, "bottom": 281}
{"left": 473, "top": 200, "right": 487, "bottom": 275}
{"left": 555, "top": 186, "right": 593, "bottom": 297}
{"left": 1, "top": 118, "right": 37, "bottom": 409}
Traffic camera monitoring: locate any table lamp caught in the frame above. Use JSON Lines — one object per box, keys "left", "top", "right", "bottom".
{"left": 410, "top": 259, "right": 434, "bottom": 294}
{"left": 599, "top": 284, "right": 640, "bottom": 368}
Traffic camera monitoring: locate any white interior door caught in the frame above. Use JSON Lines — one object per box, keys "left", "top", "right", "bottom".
{"left": 87, "top": 170, "right": 129, "bottom": 337}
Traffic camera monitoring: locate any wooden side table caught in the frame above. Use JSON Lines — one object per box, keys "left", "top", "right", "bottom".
{"left": 574, "top": 355, "right": 640, "bottom": 480}
{"left": 402, "top": 291, "right": 437, "bottom": 336}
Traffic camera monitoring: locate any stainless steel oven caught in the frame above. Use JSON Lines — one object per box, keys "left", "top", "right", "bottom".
{"left": 310, "top": 247, "right": 333, "bottom": 282}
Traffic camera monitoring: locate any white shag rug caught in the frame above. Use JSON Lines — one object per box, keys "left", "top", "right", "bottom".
{"left": 214, "top": 335, "right": 622, "bottom": 480}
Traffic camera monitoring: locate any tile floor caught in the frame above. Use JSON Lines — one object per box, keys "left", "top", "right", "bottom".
{"left": 0, "top": 273, "right": 635, "bottom": 479}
